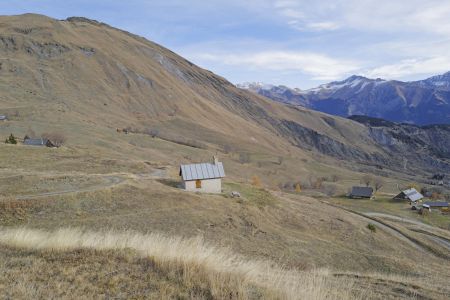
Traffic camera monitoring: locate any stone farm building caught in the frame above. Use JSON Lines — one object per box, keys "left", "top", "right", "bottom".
{"left": 349, "top": 186, "right": 373, "bottom": 199}
{"left": 393, "top": 188, "right": 423, "bottom": 203}
{"left": 423, "top": 201, "right": 449, "bottom": 212}
{"left": 23, "top": 138, "right": 55, "bottom": 147}
{"left": 179, "top": 156, "right": 225, "bottom": 193}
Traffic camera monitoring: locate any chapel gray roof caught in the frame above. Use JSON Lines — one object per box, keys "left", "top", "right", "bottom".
{"left": 350, "top": 186, "right": 373, "bottom": 198}
{"left": 180, "top": 162, "right": 225, "bottom": 181}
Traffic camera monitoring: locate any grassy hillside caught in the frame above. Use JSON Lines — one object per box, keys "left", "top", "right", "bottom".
{"left": 0, "top": 14, "right": 449, "bottom": 299}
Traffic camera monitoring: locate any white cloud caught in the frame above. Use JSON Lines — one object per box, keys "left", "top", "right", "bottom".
{"left": 269, "top": 0, "right": 450, "bottom": 34}
{"left": 192, "top": 51, "right": 360, "bottom": 80}
{"left": 306, "top": 22, "right": 340, "bottom": 31}
{"left": 363, "top": 57, "right": 450, "bottom": 79}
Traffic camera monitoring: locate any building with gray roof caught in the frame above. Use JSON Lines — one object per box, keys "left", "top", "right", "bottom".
{"left": 349, "top": 186, "right": 373, "bottom": 199}
{"left": 23, "top": 138, "right": 55, "bottom": 147}
{"left": 179, "top": 156, "right": 225, "bottom": 193}
{"left": 393, "top": 188, "right": 423, "bottom": 202}
{"left": 423, "top": 201, "right": 449, "bottom": 212}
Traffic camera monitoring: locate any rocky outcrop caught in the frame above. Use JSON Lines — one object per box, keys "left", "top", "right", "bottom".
{"left": 273, "top": 117, "right": 450, "bottom": 174}
{"left": 354, "top": 117, "right": 450, "bottom": 173}
{"left": 276, "top": 120, "right": 388, "bottom": 164}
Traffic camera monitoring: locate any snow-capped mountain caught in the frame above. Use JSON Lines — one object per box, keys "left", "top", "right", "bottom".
{"left": 237, "top": 82, "right": 307, "bottom": 106}
{"left": 239, "top": 72, "right": 450, "bottom": 125}
{"left": 416, "top": 71, "right": 450, "bottom": 90}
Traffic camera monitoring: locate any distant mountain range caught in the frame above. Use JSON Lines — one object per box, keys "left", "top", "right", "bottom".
{"left": 238, "top": 72, "right": 450, "bottom": 125}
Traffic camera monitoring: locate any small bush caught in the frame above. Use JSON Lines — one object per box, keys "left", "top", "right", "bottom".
{"left": 308, "top": 176, "right": 323, "bottom": 189}
{"left": 5, "top": 134, "right": 17, "bottom": 144}
{"left": 367, "top": 223, "right": 376, "bottom": 233}
{"left": 239, "top": 153, "right": 251, "bottom": 164}
{"left": 374, "top": 178, "right": 385, "bottom": 192}
{"left": 222, "top": 144, "right": 232, "bottom": 154}
{"left": 41, "top": 132, "right": 66, "bottom": 147}
{"left": 251, "top": 175, "right": 262, "bottom": 188}
{"left": 330, "top": 174, "right": 339, "bottom": 182}
{"left": 322, "top": 183, "right": 337, "bottom": 196}
{"left": 158, "top": 134, "right": 208, "bottom": 149}
{"left": 361, "top": 175, "right": 373, "bottom": 187}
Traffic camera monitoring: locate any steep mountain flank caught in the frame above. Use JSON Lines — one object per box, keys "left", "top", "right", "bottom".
{"left": 0, "top": 14, "right": 449, "bottom": 177}
{"left": 350, "top": 116, "right": 450, "bottom": 161}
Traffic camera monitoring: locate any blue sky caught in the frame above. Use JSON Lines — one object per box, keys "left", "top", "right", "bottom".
{"left": 2, "top": 0, "right": 450, "bottom": 88}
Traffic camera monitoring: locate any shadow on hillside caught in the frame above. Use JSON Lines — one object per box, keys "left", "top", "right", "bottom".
{"left": 157, "top": 179, "right": 182, "bottom": 189}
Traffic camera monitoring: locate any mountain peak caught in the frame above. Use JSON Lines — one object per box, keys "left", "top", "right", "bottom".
{"left": 345, "top": 75, "right": 369, "bottom": 82}
{"left": 420, "top": 71, "right": 450, "bottom": 89}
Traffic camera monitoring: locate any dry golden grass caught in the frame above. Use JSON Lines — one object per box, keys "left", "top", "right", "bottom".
{"left": 0, "top": 227, "right": 361, "bottom": 300}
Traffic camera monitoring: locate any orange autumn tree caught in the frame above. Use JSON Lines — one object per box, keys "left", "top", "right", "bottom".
{"left": 251, "top": 175, "right": 262, "bottom": 188}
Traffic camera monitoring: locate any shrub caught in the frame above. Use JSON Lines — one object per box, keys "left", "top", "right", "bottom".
{"left": 309, "top": 176, "right": 323, "bottom": 189}
{"left": 367, "top": 223, "right": 376, "bottom": 233}
{"left": 41, "top": 132, "right": 66, "bottom": 147}
{"left": 374, "top": 178, "right": 385, "bottom": 192}
{"left": 5, "top": 134, "right": 17, "bottom": 144}
{"left": 361, "top": 175, "right": 373, "bottom": 187}
{"left": 283, "top": 181, "right": 295, "bottom": 190}
{"left": 277, "top": 156, "right": 283, "bottom": 165}
{"left": 251, "top": 175, "right": 262, "bottom": 188}
{"left": 330, "top": 174, "right": 339, "bottom": 182}
{"left": 158, "top": 134, "right": 207, "bottom": 149}
{"left": 300, "top": 180, "right": 311, "bottom": 189}
{"left": 322, "top": 183, "right": 337, "bottom": 196}
{"left": 222, "top": 144, "right": 233, "bottom": 154}
{"left": 239, "top": 153, "right": 251, "bottom": 164}
{"left": 431, "top": 192, "right": 442, "bottom": 200}
{"left": 406, "top": 183, "right": 421, "bottom": 191}
{"left": 146, "top": 128, "right": 159, "bottom": 138}
{"left": 25, "top": 127, "right": 36, "bottom": 139}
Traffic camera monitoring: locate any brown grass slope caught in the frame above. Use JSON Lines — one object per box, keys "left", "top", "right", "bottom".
{"left": 3, "top": 13, "right": 447, "bottom": 178}
{"left": 0, "top": 14, "right": 383, "bottom": 159}
{"left": 1, "top": 177, "right": 450, "bottom": 299}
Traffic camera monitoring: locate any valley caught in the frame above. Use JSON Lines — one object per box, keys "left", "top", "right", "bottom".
{"left": 0, "top": 13, "right": 449, "bottom": 299}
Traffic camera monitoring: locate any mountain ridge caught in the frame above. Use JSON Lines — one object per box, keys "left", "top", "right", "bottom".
{"left": 239, "top": 72, "right": 450, "bottom": 125}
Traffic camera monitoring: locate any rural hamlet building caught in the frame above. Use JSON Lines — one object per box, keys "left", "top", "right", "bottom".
{"left": 23, "top": 138, "right": 55, "bottom": 147}
{"left": 179, "top": 156, "right": 225, "bottom": 193}
{"left": 422, "top": 201, "right": 449, "bottom": 212}
{"left": 349, "top": 186, "right": 373, "bottom": 199}
{"left": 0, "top": 115, "right": 7, "bottom": 121}
{"left": 393, "top": 188, "right": 423, "bottom": 203}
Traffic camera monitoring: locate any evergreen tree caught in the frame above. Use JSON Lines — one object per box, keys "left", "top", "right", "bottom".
{"left": 7, "top": 134, "right": 17, "bottom": 144}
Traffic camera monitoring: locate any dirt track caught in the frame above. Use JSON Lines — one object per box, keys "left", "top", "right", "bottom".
{"left": 365, "top": 212, "right": 450, "bottom": 253}
{"left": 15, "top": 175, "right": 127, "bottom": 200}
